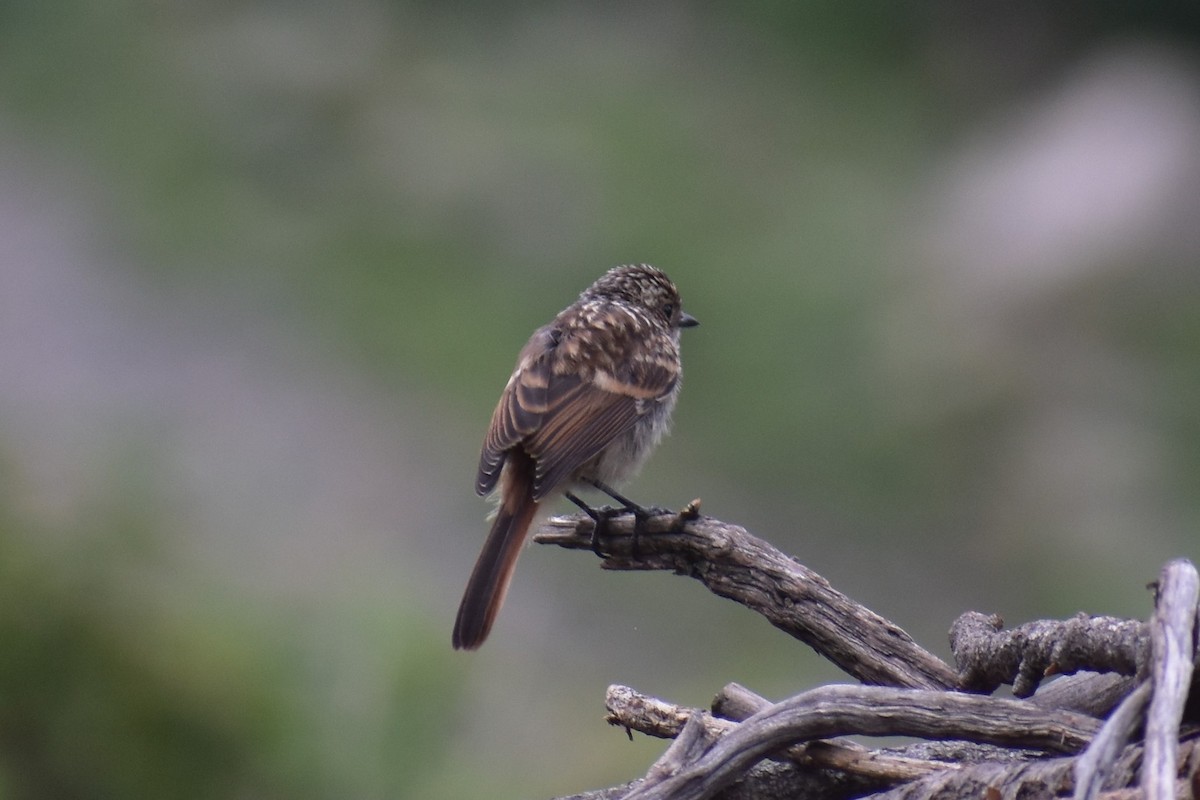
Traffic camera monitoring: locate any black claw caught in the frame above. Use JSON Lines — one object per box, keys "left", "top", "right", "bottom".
{"left": 567, "top": 485, "right": 672, "bottom": 558}
{"left": 592, "top": 512, "right": 612, "bottom": 557}
{"left": 629, "top": 507, "right": 648, "bottom": 558}
{"left": 565, "top": 491, "right": 614, "bottom": 556}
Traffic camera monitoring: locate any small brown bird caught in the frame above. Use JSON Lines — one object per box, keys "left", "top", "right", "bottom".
{"left": 452, "top": 264, "right": 698, "bottom": 650}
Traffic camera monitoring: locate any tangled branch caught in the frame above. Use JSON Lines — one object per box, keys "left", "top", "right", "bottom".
{"left": 533, "top": 508, "right": 1199, "bottom": 800}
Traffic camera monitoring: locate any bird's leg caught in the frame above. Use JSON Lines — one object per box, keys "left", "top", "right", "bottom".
{"left": 564, "top": 491, "right": 619, "bottom": 556}
{"left": 581, "top": 479, "right": 661, "bottom": 557}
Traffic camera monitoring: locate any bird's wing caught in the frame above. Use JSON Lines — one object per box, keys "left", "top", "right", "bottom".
{"left": 476, "top": 326, "right": 556, "bottom": 496}
{"left": 525, "top": 349, "right": 678, "bottom": 501}
{"left": 476, "top": 323, "right": 679, "bottom": 502}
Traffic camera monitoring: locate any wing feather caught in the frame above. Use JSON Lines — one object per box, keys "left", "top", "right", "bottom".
{"left": 476, "top": 314, "right": 680, "bottom": 501}
{"left": 475, "top": 328, "right": 556, "bottom": 496}
{"left": 527, "top": 360, "right": 678, "bottom": 500}
{"left": 527, "top": 384, "right": 640, "bottom": 499}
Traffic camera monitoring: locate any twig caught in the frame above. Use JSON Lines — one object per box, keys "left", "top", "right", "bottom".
{"left": 605, "top": 684, "right": 954, "bottom": 786}
{"left": 1143, "top": 559, "right": 1199, "bottom": 800}
{"left": 644, "top": 715, "right": 713, "bottom": 784}
{"left": 878, "top": 737, "right": 1195, "bottom": 800}
{"left": 710, "top": 682, "right": 773, "bottom": 721}
{"left": 532, "top": 508, "right": 1197, "bottom": 800}
{"left": 711, "top": 683, "right": 963, "bottom": 782}
{"left": 949, "top": 611, "right": 1147, "bottom": 697}
{"left": 1031, "top": 671, "right": 1139, "bottom": 717}
{"left": 606, "top": 684, "right": 700, "bottom": 739}
{"left": 619, "top": 684, "right": 1101, "bottom": 800}
{"left": 867, "top": 756, "right": 1078, "bottom": 800}
{"left": 534, "top": 510, "right": 959, "bottom": 690}
{"left": 1073, "top": 681, "right": 1152, "bottom": 800}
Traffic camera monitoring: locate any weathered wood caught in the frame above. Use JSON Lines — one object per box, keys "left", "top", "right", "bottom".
{"left": 1073, "top": 681, "right": 1151, "bottom": 800}
{"left": 868, "top": 757, "right": 1079, "bottom": 800}
{"left": 534, "top": 512, "right": 1199, "bottom": 800}
{"left": 607, "top": 684, "right": 954, "bottom": 786}
{"left": 535, "top": 510, "right": 959, "bottom": 690}
{"left": 1142, "top": 559, "right": 1199, "bottom": 800}
{"left": 949, "top": 610, "right": 1147, "bottom": 697}
{"left": 1032, "top": 671, "right": 1138, "bottom": 717}
{"left": 620, "top": 684, "right": 1101, "bottom": 800}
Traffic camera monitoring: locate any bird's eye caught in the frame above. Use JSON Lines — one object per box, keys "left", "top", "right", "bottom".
{"left": 662, "top": 303, "right": 675, "bottom": 318}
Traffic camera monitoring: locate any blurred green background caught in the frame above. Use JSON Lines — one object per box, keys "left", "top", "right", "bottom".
{"left": 1, "top": 2, "right": 1199, "bottom": 798}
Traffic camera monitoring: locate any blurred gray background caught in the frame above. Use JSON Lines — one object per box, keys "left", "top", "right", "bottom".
{"left": 1, "top": 2, "right": 1199, "bottom": 798}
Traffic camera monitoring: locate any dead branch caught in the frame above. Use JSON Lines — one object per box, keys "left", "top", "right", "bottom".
{"left": 605, "top": 684, "right": 955, "bottom": 786}
{"left": 1142, "top": 559, "right": 1199, "bottom": 799}
{"left": 1072, "top": 680, "right": 1152, "bottom": 800}
{"left": 949, "top": 610, "right": 1147, "bottom": 697}
{"left": 1074, "top": 559, "right": 1200, "bottom": 800}
{"left": 1031, "top": 671, "right": 1139, "bottom": 717}
{"left": 533, "top": 510, "right": 1199, "bottom": 800}
{"left": 619, "top": 684, "right": 1100, "bottom": 800}
{"left": 534, "top": 508, "right": 959, "bottom": 690}
{"left": 866, "top": 756, "right": 1079, "bottom": 800}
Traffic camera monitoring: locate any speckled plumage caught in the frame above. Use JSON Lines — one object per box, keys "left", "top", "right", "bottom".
{"left": 453, "top": 264, "right": 697, "bottom": 650}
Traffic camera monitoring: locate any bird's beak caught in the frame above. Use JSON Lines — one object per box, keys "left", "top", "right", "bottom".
{"left": 679, "top": 312, "right": 699, "bottom": 328}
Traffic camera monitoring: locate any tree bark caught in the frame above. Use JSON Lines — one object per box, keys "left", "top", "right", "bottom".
{"left": 532, "top": 508, "right": 1199, "bottom": 800}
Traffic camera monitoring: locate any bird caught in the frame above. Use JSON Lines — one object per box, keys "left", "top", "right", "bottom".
{"left": 452, "top": 264, "right": 698, "bottom": 650}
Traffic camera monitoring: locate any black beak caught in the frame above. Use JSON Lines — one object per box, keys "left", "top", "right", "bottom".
{"left": 679, "top": 312, "right": 699, "bottom": 328}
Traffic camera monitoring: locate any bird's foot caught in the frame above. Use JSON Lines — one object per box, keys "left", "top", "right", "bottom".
{"left": 565, "top": 491, "right": 662, "bottom": 557}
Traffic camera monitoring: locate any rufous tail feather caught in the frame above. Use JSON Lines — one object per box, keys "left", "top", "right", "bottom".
{"left": 453, "top": 461, "right": 540, "bottom": 650}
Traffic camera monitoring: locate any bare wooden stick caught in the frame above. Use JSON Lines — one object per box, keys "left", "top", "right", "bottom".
{"left": 710, "top": 682, "right": 772, "bottom": 722}
{"left": 534, "top": 509, "right": 959, "bottom": 690}
{"left": 619, "top": 684, "right": 1101, "bottom": 800}
{"left": 1073, "top": 681, "right": 1152, "bottom": 800}
{"left": 1142, "top": 559, "right": 1199, "bottom": 800}
{"left": 605, "top": 684, "right": 955, "bottom": 786}
{"left": 791, "top": 740, "right": 958, "bottom": 786}
{"left": 643, "top": 715, "right": 713, "bottom": 785}
{"left": 554, "top": 787, "right": 635, "bottom": 800}
{"left": 949, "top": 610, "right": 1147, "bottom": 697}
{"left": 533, "top": 507, "right": 1197, "bottom": 800}
{"left": 605, "top": 684, "right": 718, "bottom": 740}
{"left": 867, "top": 756, "right": 1079, "bottom": 800}
{"left": 1031, "top": 671, "right": 1139, "bottom": 717}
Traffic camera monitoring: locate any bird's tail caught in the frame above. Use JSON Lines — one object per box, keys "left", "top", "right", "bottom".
{"left": 452, "top": 460, "right": 540, "bottom": 650}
